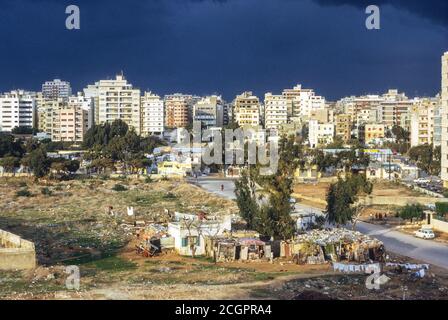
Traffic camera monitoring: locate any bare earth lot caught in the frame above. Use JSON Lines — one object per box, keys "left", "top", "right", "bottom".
{"left": 1, "top": 177, "right": 448, "bottom": 300}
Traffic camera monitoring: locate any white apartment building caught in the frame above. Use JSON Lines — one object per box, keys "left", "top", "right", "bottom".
{"left": 264, "top": 93, "right": 288, "bottom": 131}
{"left": 282, "top": 84, "right": 325, "bottom": 118}
{"left": 193, "top": 95, "right": 224, "bottom": 128}
{"left": 0, "top": 90, "right": 36, "bottom": 132}
{"left": 68, "top": 93, "right": 95, "bottom": 129}
{"left": 441, "top": 52, "right": 448, "bottom": 187}
{"left": 141, "top": 92, "right": 164, "bottom": 136}
{"left": 87, "top": 74, "right": 141, "bottom": 134}
{"left": 410, "top": 98, "right": 438, "bottom": 147}
{"left": 308, "top": 119, "right": 334, "bottom": 148}
{"left": 42, "top": 79, "right": 72, "bottom": 101}
{"left": 234, "top": 92, "right": 260, "bottom": 127}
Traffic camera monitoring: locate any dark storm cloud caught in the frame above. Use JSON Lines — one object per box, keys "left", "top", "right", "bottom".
{"left": 0, "top": 0, "right": 445, "bottom": 100}
{"left": 314, "top": 0, "right": 448, "bottom": 28}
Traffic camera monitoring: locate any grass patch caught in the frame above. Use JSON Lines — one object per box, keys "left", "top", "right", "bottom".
{"left": 82, "top": 256, "right": 137, "bottom": 272}
{"left": 112, "top": 184, "right": 128, "bottom": 192}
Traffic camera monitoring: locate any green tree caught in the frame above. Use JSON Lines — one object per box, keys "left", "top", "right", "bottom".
{"left": 0, "top": 134, "right": 24, "bottom": 158}
{"left": 21, "top": 147, "right": 50, "bottom": 179}
{"left": 234, "top": 169, "right": 260, "bottom": 229}
{"left": 398, "top": 204, "right": 424, "bottom": 222}
{"left": 325, "top": 174, "right": 373, "bottom": 226}
{"left": 0, "top": 156, "right": 21, "bottom": 175}
{"left": 234, "top": 135, "right": 299, "bottom": 239}
{"left": 408, "top": 144, "right": 440, "bottom": 175}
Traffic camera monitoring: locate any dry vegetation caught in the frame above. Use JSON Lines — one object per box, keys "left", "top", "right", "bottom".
{"left": 1, "top": 177, "right": 448, "bottom": 300}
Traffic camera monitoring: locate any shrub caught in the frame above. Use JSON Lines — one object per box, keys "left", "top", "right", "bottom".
{"left": 112, "top": 184, "right": 127, "bottom": 192}
{"left": 41, "top": 187, "right": 53, "bottom": 196}
{"left": 398, "top": 204, "right": 425, "bottom": 221}
{"left": 16, "top": 189, "right": 32, "bottom": 197}
{"left": 436, "top": 202, "right": 448, "bottom": 216}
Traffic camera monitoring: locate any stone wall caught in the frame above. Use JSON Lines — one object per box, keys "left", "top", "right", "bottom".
{"left": 0, "top": 229, "right": 36, "bottom": 270}
{"left": 432, "top": 218, "right": 448, "bottom": 233}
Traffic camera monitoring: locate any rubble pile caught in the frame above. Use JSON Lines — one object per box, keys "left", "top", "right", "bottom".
{"left": 282, "top": 228, "right": 385, "bottom": 264}
{"left": 296, "top": 229, "right": 382, "bottom": 248}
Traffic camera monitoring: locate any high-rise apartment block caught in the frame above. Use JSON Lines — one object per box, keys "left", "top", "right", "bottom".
{"left": 42, "top": 79, "right": 72, "bottom": 101}
{"left": 282, "top": 84, "right": 325, "bottom": 118}
{"left": 264, "top": 93, "right": 288, "bottom": 131}
{"left": 234, "top": 92, "right": 260, "bottom": 127}
{"left": 441, "top": 52, "right": 448, "bottom": 187}
{"left": 92, "top": 74, "right": 141, "bottom": 134}
{"left": 410, "top": 98, "right": 438, "bottom": 147}
{"left": 193, "top": 95, "right": 224, "bottom": 128}
{"left": 141, "top": 92, "right": 164, "bottom": 136}
{"left": 165, "top": 94, "right": 191, "bottom": 128}
{"left": 0, "top": 90, "right": 36, "bottom": 132}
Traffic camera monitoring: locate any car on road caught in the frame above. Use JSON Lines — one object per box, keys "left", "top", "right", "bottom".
{"left": 414, "top": 178, "right": 431, "bottom": 184}
{"left": 414, "top": 228, "right": 435, "bottom": 240}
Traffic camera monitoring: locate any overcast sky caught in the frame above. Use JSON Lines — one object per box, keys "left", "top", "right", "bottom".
{"left": 0, "top": 0, "right": 446, "bottom": 100}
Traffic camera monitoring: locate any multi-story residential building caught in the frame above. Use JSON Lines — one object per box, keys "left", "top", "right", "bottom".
{"left": 83, "top": 84, "right": 100, "bottom": 124}
{"left": 51, "top": 105, "right": 90, "bottom": 142}
{"left": 335, "top": 114, "right": 352, "bottom": 142}
{"left": 37, "top": 99, "right": 64, "bottom": 135}
{"left": 356, "top": 108, "right": 380, "bottom": 127}
{"left": 141, "top": 92, "right": 164, "bottom": 136}
{"left": 165, "top": 94, "right": 191, "bottom": 128}
{"left": 193, "top": 95, "right": 223, "bottom": 128}
{"left": 42, "top": 79, "right": 72, "bottom": 101}
{"left": 234, "top": 92, "right": 260, "bottom": 127}
{"left": 222, "top": 102, "right": 232, "bottom": 126}
{"left": 410, "top": 98, "right": 438, "bottom": 147}
{"left": 282, "top": 84, "right": 325, "bottom": 118}
{"left": 441, "top": 52, "right": 448, "bottom": 187}
{"left": 434, "top": 100, "right": 442, "bottom": 147}
{"left": 0, "top": 90, "right": 36, "bottom": 132}
{"left": 359, "top": 123, "right": 385, "bottom": 145}
{"left": 264, "top": 93, "right": 288, "bottom": 131}
{"left": 87, "top": 74, "right": 141, "bottom": 134}
{"left": 309, "top": 108, "right": 334, "bottom": 124}
{"left": 308, "top": 119, "right": 334, "bottom": 148}
{"left": 378, "top": 99, "right": 413, "bottom": 128}
{"left": 68, "top": 93, "right": 95, "bottom": 129}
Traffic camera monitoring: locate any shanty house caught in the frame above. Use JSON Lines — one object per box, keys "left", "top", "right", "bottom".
{"left": 168, "top": 213, "right": 231, "bottom": 256}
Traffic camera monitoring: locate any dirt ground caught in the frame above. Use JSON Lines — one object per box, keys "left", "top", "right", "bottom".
{"left": 2, "top": 241, "right": 448, "bottom": 300}
{"left": 293, "top": 181, "right": 426, "bottom": 210}
{"left": 1, "top": 177, "right": 448, "bottom": 300}
{"left": 294, "top": 181, "right": 422, "bottom": 201}
{"left": 0, "top": 177, "right": 238, "bottom": 265}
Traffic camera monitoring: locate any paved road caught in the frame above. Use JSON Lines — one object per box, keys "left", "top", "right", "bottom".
{"left": 193, "top": 177, "right": 448, "bottom": 270}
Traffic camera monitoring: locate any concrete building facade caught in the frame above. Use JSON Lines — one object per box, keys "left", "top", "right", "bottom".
{"left": 141, "top": 92, "right": 164, "bottom": 136}
{"left": 165, "top": 95, "right": 191, "bottom": 128}
{"left": 0, "top": 90, "right": 36, "bottom": 132}
{"left": 193, "top": 95, "right": 223, "bottom": 128}
{"left": 308, "top": 119, "right": 334, "bottom": 148}
{"left": 264, "top": 93, "right": 288, "bottom": 131}
{"left": 441, "top": 52, "right": 448, "bottom": 187}
{"left": 88, "top": 74, "right": 141, "bottom": 134}
{"left": 42, "top": 79, "right": 72, "bottom": 101}
{"left": 234, "top": 91, "right": 260, "bottom": 127}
